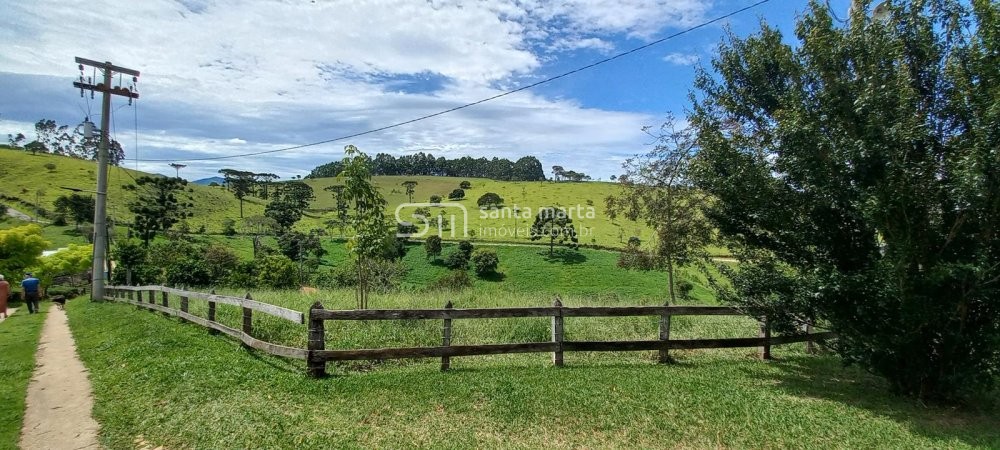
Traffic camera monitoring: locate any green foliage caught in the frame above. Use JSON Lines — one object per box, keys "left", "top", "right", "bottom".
{"left": 43, "top": 162, "right": 55, "bottom": 171}
{"left": 277, "top": 229, "right": 326, "bottom": 262}
{"left": 164, "top": 257, "right": 212, "bottom": 287}
{"left": 340, "top": 145, "right": 391, "bottom": 308}
{"left": 476, "top": 192, "right": 503, "bottom": 209}
{"left": 690, "top": 0, "right": 1000, "bottom": 400}
{"left": 448, "top": 188, "right": 465, "bottom": 200}
{"left": 401, "top": 180, "right": 417, "bottom": 203}
{"left": 252, "top": 254, "right": 299, "bottom": 289}
{"left": 457, "top": 240, "right": 474, "bottom": 257}
{"left": 424, "top": 235, "right": 442, "bottom": 259}
{"left": 429, "top": 194, "right": 442, "bottom": 204}
{"left": 459, "top": 180, "right": 471, "bottom": 189}
{"left": 443, "top": 248, "right": 469, "bottom": 270}
{"left": 470, "top": 248, "right": 499, "bottom": 276}
{"left": 221, "top": 218, "right": 237, "bottom": 236}
{"left": 428, "top": 269, "right": 473, "bottom": 291}
{"left": 203, "top": 244, "right": 239, "bottom": 282}
{"left": 30, "top": 243, "right": 92, "bottom": 291}
{"left": 0, "top": 224, "right": 50, "bottom": 275}
{"left": 53, "top": 194, "right": 94, "bottom": 227}
{"left": 529, "top": 207, "right": 579, "bottom": 256}
{"left": 124, "top": 176, "right": 193, "bottom": 245}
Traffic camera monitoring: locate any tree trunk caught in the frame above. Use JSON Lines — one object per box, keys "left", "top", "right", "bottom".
{"left": 666, "top": 258, "right": 676, "bottom": 305}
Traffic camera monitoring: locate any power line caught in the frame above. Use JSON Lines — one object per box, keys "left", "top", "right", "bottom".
{"left": 138, "top": 0, "right": 773, "bottom": 163}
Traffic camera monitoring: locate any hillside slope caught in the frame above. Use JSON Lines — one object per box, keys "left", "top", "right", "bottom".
{"left": 0, "top": 147, "right": 264, "bottom": 230}
{"left": 0, "top": 148, "right": 653, "bottom": 248}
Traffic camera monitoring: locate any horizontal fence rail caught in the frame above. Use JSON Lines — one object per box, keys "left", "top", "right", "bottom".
{"left": 105, "top": 285, "right": 307, "bottom": 360}
{"left": 304, "top": 299, "right": 836, "bottom": 377}
{"left": 101, "top": 287, "right": 834, "bottom": 378}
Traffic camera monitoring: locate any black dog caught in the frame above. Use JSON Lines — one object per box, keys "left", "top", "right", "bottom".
{"left": 51, "top": 295, "right": 67, "bottom": 310}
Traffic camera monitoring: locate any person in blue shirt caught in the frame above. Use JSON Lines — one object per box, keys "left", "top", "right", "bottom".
{"left": 21, "top": 273, "right": 40, "bottom": 314}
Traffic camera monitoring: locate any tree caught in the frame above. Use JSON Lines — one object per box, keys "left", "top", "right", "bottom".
{"left": 341, "top": 145, "right": 391, "bottom": 309}
{"left": 402, "top": 180, "right": 418, "bottom": 203}
{"left": 32, "top": 244, "right": 92, "bottom": 294}
{"left": 323, "top": 184, "right": 349, "bottom": 237}
{"left": 7, "top": 132, "right": 26, "bottom": 148}
{"left": 471, "top": 248, "right": 499, "bottom": 276}
{"left": 448, "top": 188, "right": 465, "bottom": 200}
{"left": 689, "top": 0, "right": 1000, "bottom": 401}
{"left": 53, "top": 194, "right": 95, "bottom": 229}
{"left": 424, "top": 235, "right": 442, "bottom": 259}
{"left": 220, "top": 169, "right": 255, "bottom": 217}
{"left": 529, "top": 207, "right": 579, "bottom": 257}
{"left": 551, "top": 165, "right": 564, "bottom": 182}
{"left": 0, "top": 224, "right": 50, "bottom": 276}
{"left": 123, "top": 176, "right": 193, "bottom": 245}
{"left": 476, "top": 192, "right": 504, "bottom": 209}
{"left": 265, "top": 181, "right": 315, "bottom": 230}
{"left": 429, "top": 194, "right": 442, "bottom": 205}
{"left": 606, "top": 115, "right": 713, "bottom": 305}
{"left": 459, "top": 180, "right": 471, "bottom": 189}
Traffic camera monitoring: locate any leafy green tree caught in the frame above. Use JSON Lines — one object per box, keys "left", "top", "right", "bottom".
{"left": 0, "top": 224, "right": 50, "bottom": 275}
{"left": 341, "top": 145, "right": 390, "bottom": 309}
{"left": 123, "top": 176, "right": 193, "bottom": 245}
{"left": 220, "top": 169, "right": 255, "bottom": 217}
{"left": 448, "top": 188, "right": 465, "bottom": 200}
{"left": 606, "top": 115, "right": 713, "bottom": 304}
{"left": 53, "top": 193, "right": 95, "bottom": 229}
{"left": 471, "top": 248, "right": 499, "bottom": 276}
{"left": 443, "top": 248, "right": 469, "bottom": 270}
{"left": 459, "top": 180, "right": 471, "bottom": 189}
{"left": 402, "top": 181, "right": 418, "bottom": 203}
{"left": 477, "top": 192, "right": 504, "bottom": 209}
{"left": 689, "top": 0, "right": 1000, "bottom": 400}
{"left": 265, "top": 182, "right": 315, "bottom": 230}
{"left": 424, "top": 235, "right": 442, "bottom": 259}
{"left": 323, "top": 184, "right": 350, "bottom": 237}
{"left": 458, "top": 240, "right": 474, "bottom": 258}
{"left": 529, "top": 207, "right": 579, "bottom": 257}
{"left": 31, "top": 244, "right": 92, "bottom": 294}
{"left": 429, "top": 194, "right": 442, "bottom": 204}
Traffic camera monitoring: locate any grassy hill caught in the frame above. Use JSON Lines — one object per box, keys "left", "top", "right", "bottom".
{"left": 0, "top": 147, "right": 264, "bottom": 231}
{"left": 304, "top": 174, "right": 654, "bottom": 248}
{"left": 1, "top": 147, "right": 657, "bottom": 249}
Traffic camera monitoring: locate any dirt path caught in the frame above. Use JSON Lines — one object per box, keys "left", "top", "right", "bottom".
{"left": 19, "top": 307, "right": 100, "bottom": 450}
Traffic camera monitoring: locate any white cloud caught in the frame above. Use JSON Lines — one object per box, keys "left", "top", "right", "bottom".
{"left": 0, "top": 0, "right": 711, "bottom": 180}
{"left": 662, "top": 52, "right": 700, "bottom": 65}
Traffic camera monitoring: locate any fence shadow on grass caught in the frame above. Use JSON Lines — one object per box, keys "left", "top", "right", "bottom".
{"left": 754, "top": 355, "right": 1000, "bottom": 448}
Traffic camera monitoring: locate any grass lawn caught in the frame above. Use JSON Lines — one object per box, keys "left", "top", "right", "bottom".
{"left": 0, "top": 303, "right": 48, "bottom": 449}
{"left": 67, "top": 298, "right": 1000, "bottom": 449}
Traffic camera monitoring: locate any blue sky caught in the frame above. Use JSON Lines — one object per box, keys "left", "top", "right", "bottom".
{"left": 0, "top": 0, "right": 855, "bottom": 181}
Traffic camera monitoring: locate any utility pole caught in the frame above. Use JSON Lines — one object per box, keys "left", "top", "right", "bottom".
{"left": 73, "top": 57, "right": 139, "bottom": 302}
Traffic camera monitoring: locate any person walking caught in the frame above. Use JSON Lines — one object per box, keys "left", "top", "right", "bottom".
{"left": 22, "top": 273, "right": 40, "bottom": 314}
{"left": 0, "top": 274, "right": 9, "bottom": 319}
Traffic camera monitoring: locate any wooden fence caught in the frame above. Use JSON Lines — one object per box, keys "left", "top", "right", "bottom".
{"left": 105, "top": 286, "right": 835, "bottom": 378}
{"left": 105, "top": 285, "right": 307, "bottom": 360}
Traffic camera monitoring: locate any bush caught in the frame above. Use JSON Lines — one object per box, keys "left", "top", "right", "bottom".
{"left": 424, "top": 235, "right": 442, "bottom": 259}
{"left": 443, "top": 249, "right": 469, "bottom": 270}
{"left": 448, "top": 188, "right": 465, "bottom": 200}
{"left": 458, "top": 240, "right": 474, "bottom": 257}
{"left": 471, "top": 248, "right": 499, "bottom": 276}
{"left": 429, "top": 195, "right": 442, "bottom": 204}
{"left": 429, "top": 270, "right": 473, "bottom": 291}
{"left": 203, "top": 244, "right": 239, "bottom": 282}
{"left": 617, "top": 247, "right": 658, "bottom": 271}
{"left": 52, "top": 215, "right": 68, "bottom": 226}
{"left": 459, "top": 180, "right": 471, "bottom": 189}
{"left": 221, "top": 219, "right": 237, "bottom": 236}
{"left": 164, "top": 257, "right": 212, "bottom": 287}
{"left": 253, "top": 254, "right": 299, "bottom": 289}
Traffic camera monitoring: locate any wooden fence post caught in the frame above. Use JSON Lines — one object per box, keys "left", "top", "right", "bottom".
{"left": 552, "top": 297, "right": 564, "bottom": 367}
{"left": 160, "top": 288, "right": 169, "bottom": 316}
{"left": 759, "top": 317, "right": 772, "bottom": 360}
{"left": 179, "top": 285, "right": 189, "bottom": 323}
{"left": 307, "top": 301, "right": 327, "bottom": 378}
{"left": 658, "top": 304, "right": 673, "bottom": 364}
{"left": 207, "top": 289, "right": 219, "bottom": 335}
{"left": 442, "top": 301, "right": 453, "bottom": 371}
{"left": 805, "top": 322, "right": 816, "bottom": 354}
{"left": 241, "top": 293, "right": 253, "bottom": 348}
